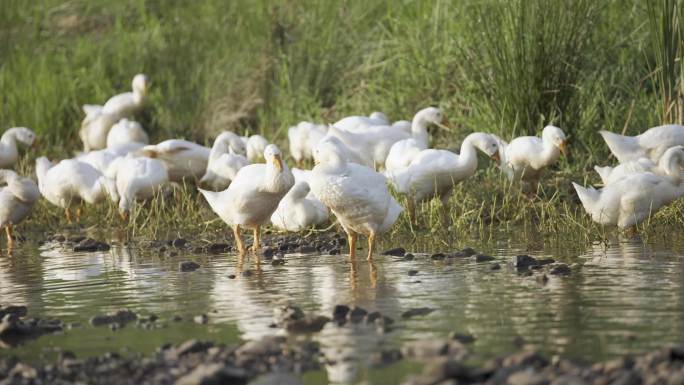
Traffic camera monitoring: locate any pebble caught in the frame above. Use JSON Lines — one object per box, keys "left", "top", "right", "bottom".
{"left": 193, "top": 314, "right": 209, "bottom": 324}
{"left": 179, "top": 261, "right": 200, "bottom": 272}
{"left": 448, "top": 332, "right": 475, "bottom": 344}
{"left": 332, "top": 305, "right": 350, "bottom": 323}
{"left": 347, "top": 306, "right": 368, "bottom": 323}
{"left": 490, "top": 263, "right": 502, "bottom": 271}
{"left": 171, "top": 238, "right": 188, "bottom": 248}
{"left": 284, "top": 315, "right": 330, "bottom": 334}
{"left": 382, "top": 247, "right": 406, "bottom": 256}
{"left": 430, "top": 253, "right": 446, "bottom": 260}
{"left": 448, "top": 247, "right": 477, "bottom": 258}
{"left": 550, "top": 264, "right": 572, "bottom": 276}
{"left": 512, "top": 255, "right": 539, "bottom": 269}
{"left": 404, "top": 253, "right": 415, "bottom": 261}
{"left": 207, "top": 243, "right": 231, "bottom": 253}
{"left": 175, "top": 363, "right": 247, "bottom": 385}
{"left": 90, "top": 309, "right": 138, "bottom": 327}
{"left": 73, "top": 238, "right": 110, "bottom": 252}
{"left": 407, "top": 270, "right": 419, "bottom": 276}
{"left": 401, "top": 307, "right": 435, "bottom": 319}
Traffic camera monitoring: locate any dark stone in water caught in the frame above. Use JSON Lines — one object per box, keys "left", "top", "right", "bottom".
{"left": 537, "top": 258, "right": 556, "bottom": 266}
{"left": 449, "top": 332, "right": 475, "bottom": 344}
{"left": 0, "top": 305, "right": 27, "bottom": 319}
{"left": 513, "top": 255, "right": 539, "bottom": 269}
{"left": 404, "top": 253, "right": 415, "bottom": 261}
{"left": 227, "top": 274, "right": 236, "bottom": 279}
{"left": 297, "top": 245, "right": 316, "bottom": 254}
{"left": 490, "top": 263, "right": 502, "bottom": 271}
{"left": 347, "top": 306, "right": 368, "bottom": 323}
{"left": 550, "top": 264, "right": 572, "bottom": 276}
{"left": 431, "top": 253, "right": 446, "bottom": 260}
{"left": 382, "top": 247, "right": 406, "bottom": 256}
{"left": 408, "top": 269, "right": 419, "bottom": 276}
{"left": 401, "top": 307, "right": 435, "bottom": 319}
{"left": 179, "top": 261, "right": 200, "bottom": 272}
{"left": 370, "top": 349, "right": 403, "bottom": 367}
{"left": 73, "top": 238, "right": 110, "bottom": 252}
{"left": 449, "top": 247, "right": 477, "bottom": 258}
{"left": 193, "top": 314, "right": 209, "bottom": 324}
{"left": 171, "top": 238, "right": 188, "bottom": 248}
{"left": 273, "top": 305, "right": 305, "bottom": 326}
{"left": 67, "top": 235, "right": 86, "bottom": 243}
{"left": 366, "top": 312, "right": 394, "bottom": 326}
{"left": 536, "top": 274, "right": 549, "bottom": 285}
{"left": 474, "top": 254, "right": 494, "bottom": 262}
{"left": 284, "top": 315, "right": 330, "bottom": 334}
{"left": 332, "top": 305, "right": 350, "bottom": 323}
{"left": 90, "top": 309, "right": 138, "bottom": 327}
{"left": 241, "top": 270, "right": 253, "bottom": 277}
{"left": 171, "top": 315, "right": 183, "bottom": 322}
{"left": 0, "top": 314, "right": 63, "bottom": 345}
{"left": 271, "top": 258, "right": 286, "bottom": 266}
{"left": 328, "top": 248, "right": 340, "bottom": 255}
{"left": 262, "top": 246, "right": 277, "bottom": 258}
{"left": 207, "top": 243, "right": 231, "bottom": 253}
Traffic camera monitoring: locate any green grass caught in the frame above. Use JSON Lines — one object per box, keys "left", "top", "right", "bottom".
{"left": 1, "top": 0, "right": 684, "bottom": 242}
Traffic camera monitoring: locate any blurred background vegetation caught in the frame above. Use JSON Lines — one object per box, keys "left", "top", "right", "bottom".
{"left": 2, "top": 0, "right": 681, "bottom": 156}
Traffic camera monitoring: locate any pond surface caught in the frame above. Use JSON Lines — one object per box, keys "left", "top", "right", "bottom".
{"left": 1, "top": 228, "right": 684, "bottom": 384}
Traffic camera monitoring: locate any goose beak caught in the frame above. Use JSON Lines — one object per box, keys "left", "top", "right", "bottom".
{"left": 559, "top": 141, "right": 569, "bottom": 156}
{"left": 490, "top": 152, "right": 501, "bottom": 165}
{"left": 273, "top": 154, "right": 283, "bottom": 172}
{"left": 435, "top": 118, "right": 452, "bottom": 132}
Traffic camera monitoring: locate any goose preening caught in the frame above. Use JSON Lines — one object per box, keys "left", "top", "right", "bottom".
{"left": 309, "top": 139, "right": 402, "bottom": 260}
{"left": 199, "top": 144, "right": 294, "bottom": 254}
{"left": 496, "top": 125, "right": 568, "bottom": 195}
{"left": 110, "top": 155, "right": 169, "bottom": 219}
{"left": 573, "top": 167, "right": 684, "bottom": 229}
{"left": 200, "top": 131, "right": 249, "bottom": 191}
{"left": 35, "top": 157, "right": 119, "bottom": 222}
{"left": 327, "top": 107, "right": 446, "bottom": 169}
{"left": 333, "top": 111, "right": 389, "bottom": 132}
{"left": 600, "top": 124, "right": 684, "bottom": 164}
{"left": 106, "top": 118, "right": 149, "bottom": 148}
{"left": 80, "top": 74, "right": 150, "bottom": 151}
{"left": 594, "top": 146, "right": 684, "bottom": 185}
{"left": 386, "top": 132, "right": 500, "bottom": 220}
{"left": 0, "top": 170, "right": 39, "bottom": 247}
{"left": 270, "top": 181, "right": 329, "bottom": 231}
{"left": 0, "top": 127, "right": 37, "bottom": 169}
{"left": 138, "top": 139, "right": 210, "bottom": 182}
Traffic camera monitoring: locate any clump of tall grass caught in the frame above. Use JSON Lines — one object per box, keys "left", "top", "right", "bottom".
{"left": 646, "top": 0, "right": 684, "bottom": 124}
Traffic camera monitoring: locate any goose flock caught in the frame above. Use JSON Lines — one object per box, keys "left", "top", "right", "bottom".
{"left": 1, "top": 73, "right": 684, "bottom": 257}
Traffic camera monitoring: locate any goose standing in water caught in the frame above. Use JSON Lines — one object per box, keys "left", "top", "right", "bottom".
{"left": 599, "top": 124, "right": 684, "bottom": 164}
{"left": 496, "top": 125, "right": 568, "bottom": 196}
{"left": 200, "top": 131, "right": 249, "bottom": 191}
{"left": 80, "top": 74, "right": 150, "bottom": 151}
{"left": 386, "top": 132, "right": 500, "bottom": 221}
{"left": 0, "top": 127, "right": 37, "bottom": 169}
{"left": 199, "top": 145, "right": 294, "bottom": 254}
{"left": 0, "top": 170, "right": 39, "bottom": 247}
{"left": 309, "top": 139, "right": 402, "bottom": 260}
{"left": 35, "top": 157, "right": 119, "bottom": 222}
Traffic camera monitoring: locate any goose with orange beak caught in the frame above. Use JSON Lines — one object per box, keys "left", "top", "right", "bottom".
{"left": 496, "top": 125, "right": 568, "bottom": 197}
{"left": 199, "top": 144, "right": 294, "bottom": 255}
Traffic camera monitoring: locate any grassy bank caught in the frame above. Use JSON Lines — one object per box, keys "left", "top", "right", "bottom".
{"left": 1, "top": 0, "right": 683, "bottom": 241}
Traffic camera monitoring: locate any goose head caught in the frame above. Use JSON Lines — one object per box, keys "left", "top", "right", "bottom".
{"left": 467, "top": 133, "right": 501, "bottom": 165}
{"left": 658, "top": 145, "right": 684, "bottom": 181}
{"left": 414, "top": 107, "right": 444, "bottom": 127}
{"left": 6, "top": 127, "right": 37, "bottom": 147}
{"left": 369, "top": 111, "right": 389, "bottom": 123}
{"left": 288, "top": 181, "right": 311, "bottom": 200}
{"left": 263, "top": 144, "right": 294, "bottom": 193}
{"left": 214, "top": 132, "right": 247, "bottom": 157}
{"left": 132, "top": 74, "right": 149, "bottom": 96}
{"left": 542, "top": 125, "right": 568, "bottom": 156}
{"left": 313, "top": 136, "right": 349, "bottom": 172}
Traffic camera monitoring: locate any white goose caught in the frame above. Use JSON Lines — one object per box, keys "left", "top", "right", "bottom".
{"left": 199, "top": 144, "right": 294, "bottom": 254}
{"left": 138, "top": 139, "right": 210, "bottom": 182}
{"left": 76, "top": 143, "right": 145, "bottom": 179}
{"left": 110, "top": 154, "right": 169, "bottom": 219}
{"left": 594, "top": 146, "right": 684, "bottom": 185}
{"left": 242, "top": 134, "right": 270, "bottom": 163}
{"left": 288, "top": 121, "right": 328, "bottom": 164}
{"left": 333, "top": 111, "right": 389, "bottom": 132}
{"left": 35, "top": 157, "right": 119, "bottom": 222}
{"left": 0, "top": 170, "right": 39, "bottom": 247}
{"left": 496, "top": 125, "right": 568, "bottom": 195}
{"left": 309, "top": 139, "right": 402, "bottom": 260}
{"left": 573, "top": 154, "right": 684, "bottom": 228}
{"left": 386, "top": 133, "right": 500, "bottom": 219}
{"left": 270, "top": 181, "right": 329, "bottom": 232}
{"left": 200, "top": 131, "right": 249, "bottom": 191}
{"left": 600, "top": 125, "right": 684, "bottom": 164}
{"left": 80, "top": 74, "right": 149, "bottom": 151}
{"left": 0, "top": 127, "right": 37, "bottom": 168}
{"left": 327, "top": 107, "right": 445, "bottom": 169}
{"left": 106, "top": 118, "right": 149, "bottom": 148}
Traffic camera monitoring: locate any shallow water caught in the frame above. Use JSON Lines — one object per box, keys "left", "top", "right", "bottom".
{"left": 1, "top": 228, "right": 684, "bottom": 384}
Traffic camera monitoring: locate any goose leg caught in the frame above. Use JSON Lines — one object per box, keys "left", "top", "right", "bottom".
{"left": 347, "top": 232, "right": 357, "bottom": 259}
{"left": 233, "top": 225, "right": 245, "bottom": 255}
{"left": 76, "top": 206, "right": 83, "bottom": 222}
{"left": 367, "top": 231, "right": 376, "bottom": 261}
{"left": 252, "top": 226, "right": 261, "bottom": 254}
{"left": 65, "top": 208, "right": 72, "bottom": 223}
{"left": 5, "top": 225, "right": 13, "bottom": 249}
{"left": 407, "top": 199, "right": 417, "bottom": 226}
